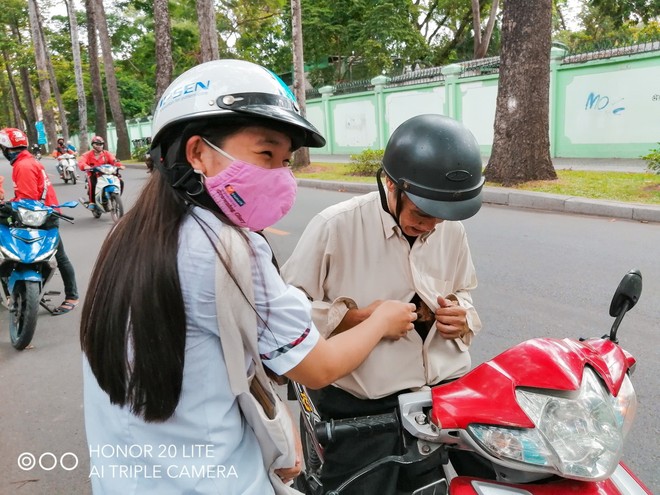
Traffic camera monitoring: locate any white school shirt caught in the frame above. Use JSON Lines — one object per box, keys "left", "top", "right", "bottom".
{"left": 83, "top": 207, "right": 319, "bottom": 494}
{"left": 281, "top": 191, "right": 482, "bottom": 400}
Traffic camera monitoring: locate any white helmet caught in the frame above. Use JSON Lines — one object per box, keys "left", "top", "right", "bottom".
{"left": 151, "top": 59, "right": 325, "bottom": 148}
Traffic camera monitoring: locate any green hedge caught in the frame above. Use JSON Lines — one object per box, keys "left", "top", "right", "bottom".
{"left": 349, "top": 148, "right": 384, "bottom": 176}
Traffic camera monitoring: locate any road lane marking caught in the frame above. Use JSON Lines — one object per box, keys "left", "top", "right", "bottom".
{"left": 264, "top": 227, "right": 289, "bottom": 236}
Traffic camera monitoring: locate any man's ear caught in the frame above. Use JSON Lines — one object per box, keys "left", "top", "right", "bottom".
{"left": 385, "top": 175, "right": 397, "bottom": 192}
{"left": 185, "top": 135, "right": 208, "bottom": 175}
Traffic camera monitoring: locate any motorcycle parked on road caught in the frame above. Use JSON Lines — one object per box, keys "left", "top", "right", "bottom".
{"left": 83, "top": 164, "right": 124, "bottom": 222}
{"left": 56, "top": 152, "right": 78, "bottom": 184}
{"left": 0, "top": 199, "right": 78, "bottom": 350}
{"left": 292, "top": 269, "right": 651, "bottom": 495}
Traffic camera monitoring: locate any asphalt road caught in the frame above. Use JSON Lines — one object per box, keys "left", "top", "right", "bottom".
{"left": 0, "top": 159, "right": 657, "bottom": 494}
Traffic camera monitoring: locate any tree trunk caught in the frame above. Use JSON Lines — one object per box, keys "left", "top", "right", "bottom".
{"left": 484, "top": 0, "right": 556, "bottom": 186}
{"left": 196, "top": 0, "right": 219, "bottom": 62}
{"left": 5, "top": 24, "right": 37, "bottom": 143}
{"left": 27, "top": 0, "right": 57, "bottom": 153}
{"left": 154, "top": 0, "right": 174, "bottom": 104}
{"left": 86, "top": 0, "right": 107, "bottom": 144}
{"left": 3, "top": 55, "right": 29, "bottom": 128}
{"left": 65, "top": 0, "right": 89, "bottom": 151}
{"left": 36, "top": 4, "right": 69, "bottom": 141}
{"left": 290, "top": 0, "right": 310, "bottom": 168}
{"left": 93, "top": 0, "right": 131, "bottom": 160}
{"left": 0, "top": 70, "right": 18, "bottom": 127}
{"left": 473, "top": 0, "right": 500, "bottom": 59}
{"left": 11, "top": 23, "right": 40, "bottom": 145}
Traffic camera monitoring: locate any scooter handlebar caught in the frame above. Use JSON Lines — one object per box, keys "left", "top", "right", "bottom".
{"left": 52, "top": 211, "right": 75, "bottom": 223}
{"left": 314, "top": 412, "right": 399, "bottom": 445}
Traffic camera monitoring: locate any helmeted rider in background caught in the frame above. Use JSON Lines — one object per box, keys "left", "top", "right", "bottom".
{"left": 53, "top": 138, "right": 68, "bottom": 157}
{"left": 52, "top": 137, "right": 69, "bottom": 178}
{"left": 282, "top": 114, "right": 486, "bottom": 494}
{"left": 77, "top": 136, "right": 124, "bottom": 205}
{"left": 0, "top": 127, "right": 80, "bottom": 315}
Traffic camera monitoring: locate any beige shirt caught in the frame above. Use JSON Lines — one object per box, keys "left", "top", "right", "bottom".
{"left": 281, "top": 191, "right": 482, "bottom": 399}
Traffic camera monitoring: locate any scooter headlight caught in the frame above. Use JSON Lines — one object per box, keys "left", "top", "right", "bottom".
{"left": 468, "top": 367, "right": 636, "bottom": 481}
{"left": 17, "top": 207, "right": 48, "bottom": 227}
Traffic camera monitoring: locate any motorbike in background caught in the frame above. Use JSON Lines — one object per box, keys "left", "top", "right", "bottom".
{"left": 0, "top": 199, "right": 77, "bottom": 350}
{"left": 31, "top": 144, "right": 42, "bottom": 161}
{"left": 56, "top": 152, "right": 78, "bottom": 184}
{"left": 292, "top": 269, "right": 652, "bottom": 495}
{"left": 83, "top": 164, "right": 124, "bottom": 222}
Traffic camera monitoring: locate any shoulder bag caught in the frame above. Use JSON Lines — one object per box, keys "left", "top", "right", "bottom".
{"left": 214, "top": 225, "right": 302, "bottom": 495}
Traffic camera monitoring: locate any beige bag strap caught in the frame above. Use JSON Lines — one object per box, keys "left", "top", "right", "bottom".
{"left": 213, "top": 226, "right": 301, "bottom": 495}
{"left": 214, "top": 225, "right": 263, "bottom": 395}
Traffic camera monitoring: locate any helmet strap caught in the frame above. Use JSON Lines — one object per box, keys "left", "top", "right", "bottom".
{"left": 376, "top": 168, "right": 404, "bottom": 228}
{"left": 153, "top": 136, "right": 224, "bottom": 216}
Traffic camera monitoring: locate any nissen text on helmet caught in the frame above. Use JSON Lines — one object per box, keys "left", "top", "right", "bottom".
{"left": 159, "top": 80, "right": 211, "bottom": 109}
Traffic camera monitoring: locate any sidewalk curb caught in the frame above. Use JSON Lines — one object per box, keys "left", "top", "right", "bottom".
{"left": 296, "top": 179, "right": 660, "bottom": 224}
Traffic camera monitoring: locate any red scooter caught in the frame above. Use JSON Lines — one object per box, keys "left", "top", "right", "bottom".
{"left": 292, "top": 269, "right": 651, "bottom": 494}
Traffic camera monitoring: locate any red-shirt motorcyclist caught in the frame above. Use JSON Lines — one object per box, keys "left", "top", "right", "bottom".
{"left": 11, "top": 148, "right": 59, "bottom": 206}
{"left": 52, "top": 138, "right": 72, "bottom": 178}
{"left": 78, "top": 136, "right": 124, "bottom": 204}
{"left": 0, "top": 127, "right": 79, "bottom": 315}
{"left": 52, "top": 138, "right": 68, "bottom": 158}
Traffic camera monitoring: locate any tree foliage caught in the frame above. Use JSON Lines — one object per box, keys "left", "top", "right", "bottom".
{"left": 588, "top": 0, "right": 659, "bottom": 27}
{"left": 0, "top": 0, "right": 657, "bottom": 146}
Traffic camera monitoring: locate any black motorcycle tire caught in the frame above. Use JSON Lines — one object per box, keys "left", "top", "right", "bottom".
{"left": 9, "top": 280, "right": 40, "bottom": 350}
{"left": 71, "top": 172, "right": 77, "bottom": 185}
{"left": 109, "top": 193, "right": 124, "bottom": 223}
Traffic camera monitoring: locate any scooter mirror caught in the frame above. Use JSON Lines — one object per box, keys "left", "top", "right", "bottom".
{"left": 57, "top": 201, "right": 79, "bottom": 209}
{"left": 609, "top": 269, "right": 642, "bottom": 318}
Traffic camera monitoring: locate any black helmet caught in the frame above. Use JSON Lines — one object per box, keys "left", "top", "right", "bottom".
{"left": 382, "top": 114, "right": 484, "bottom": 221}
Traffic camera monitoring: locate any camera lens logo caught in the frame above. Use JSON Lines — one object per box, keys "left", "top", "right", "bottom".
{"left": 17, "top": 452, "right": 79, "bottom": 471}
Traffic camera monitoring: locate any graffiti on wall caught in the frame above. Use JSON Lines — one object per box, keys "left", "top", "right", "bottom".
{"left": 561, "top": 66, "right": 660, "bottom": 144}
{"left": 584, "top": 92, "right": 625, "bottom": 115}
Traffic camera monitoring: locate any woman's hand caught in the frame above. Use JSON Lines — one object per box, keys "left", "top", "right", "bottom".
{"left": 369, "top": 300, "right": 417, "bottom": 341}
{"left": 335, "top": 299, "right": 383, "bottom": 334}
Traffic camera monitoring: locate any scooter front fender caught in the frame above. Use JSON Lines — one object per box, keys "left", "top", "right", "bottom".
{"left": 449, "top": 464, "right": 652, "bottom": 495}
{"left": 8, "top": 268, "right": 43, "bottom": 294}
{"left": 103, "top": 185, "right": 120, "bottom": 198}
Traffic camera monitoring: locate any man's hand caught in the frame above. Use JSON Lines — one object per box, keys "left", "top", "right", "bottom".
{"left": 273, "top": 412, "right": 303, "bottom": 484}
{"left": 434, "top": 296, "right": 469, "bottom": 340}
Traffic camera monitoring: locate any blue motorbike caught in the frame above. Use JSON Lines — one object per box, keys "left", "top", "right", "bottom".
{"left": 0, "top": 199, "right": 77, "bottom": 350}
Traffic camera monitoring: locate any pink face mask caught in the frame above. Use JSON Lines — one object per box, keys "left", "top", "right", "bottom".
{"left": 201, "top": 138, "right": 297, "bottom": 231}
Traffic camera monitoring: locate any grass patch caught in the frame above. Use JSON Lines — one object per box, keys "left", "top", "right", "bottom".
{"left": 295, "top": 163, "right": 660, "bottom": 205}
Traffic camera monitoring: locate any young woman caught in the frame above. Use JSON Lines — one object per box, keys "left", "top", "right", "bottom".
{"left": 80, "top": 59, "right": 417, "bottom": 495}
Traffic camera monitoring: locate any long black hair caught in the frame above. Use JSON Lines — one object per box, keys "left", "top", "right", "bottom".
{"left": 80, "top": 121, "right": 262, "bottom": 422}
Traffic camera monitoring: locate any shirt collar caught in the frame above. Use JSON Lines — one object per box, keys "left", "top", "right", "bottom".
{"left": 375, "top": 193, "right": 437, "bottom": 242}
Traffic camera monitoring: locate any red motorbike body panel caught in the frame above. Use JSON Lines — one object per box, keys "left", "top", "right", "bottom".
{"left": 431, "top": 337, "right": 633, "bottom": 429}
{"left": 449, "top": 476, "right": 631, "bottom": 494}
